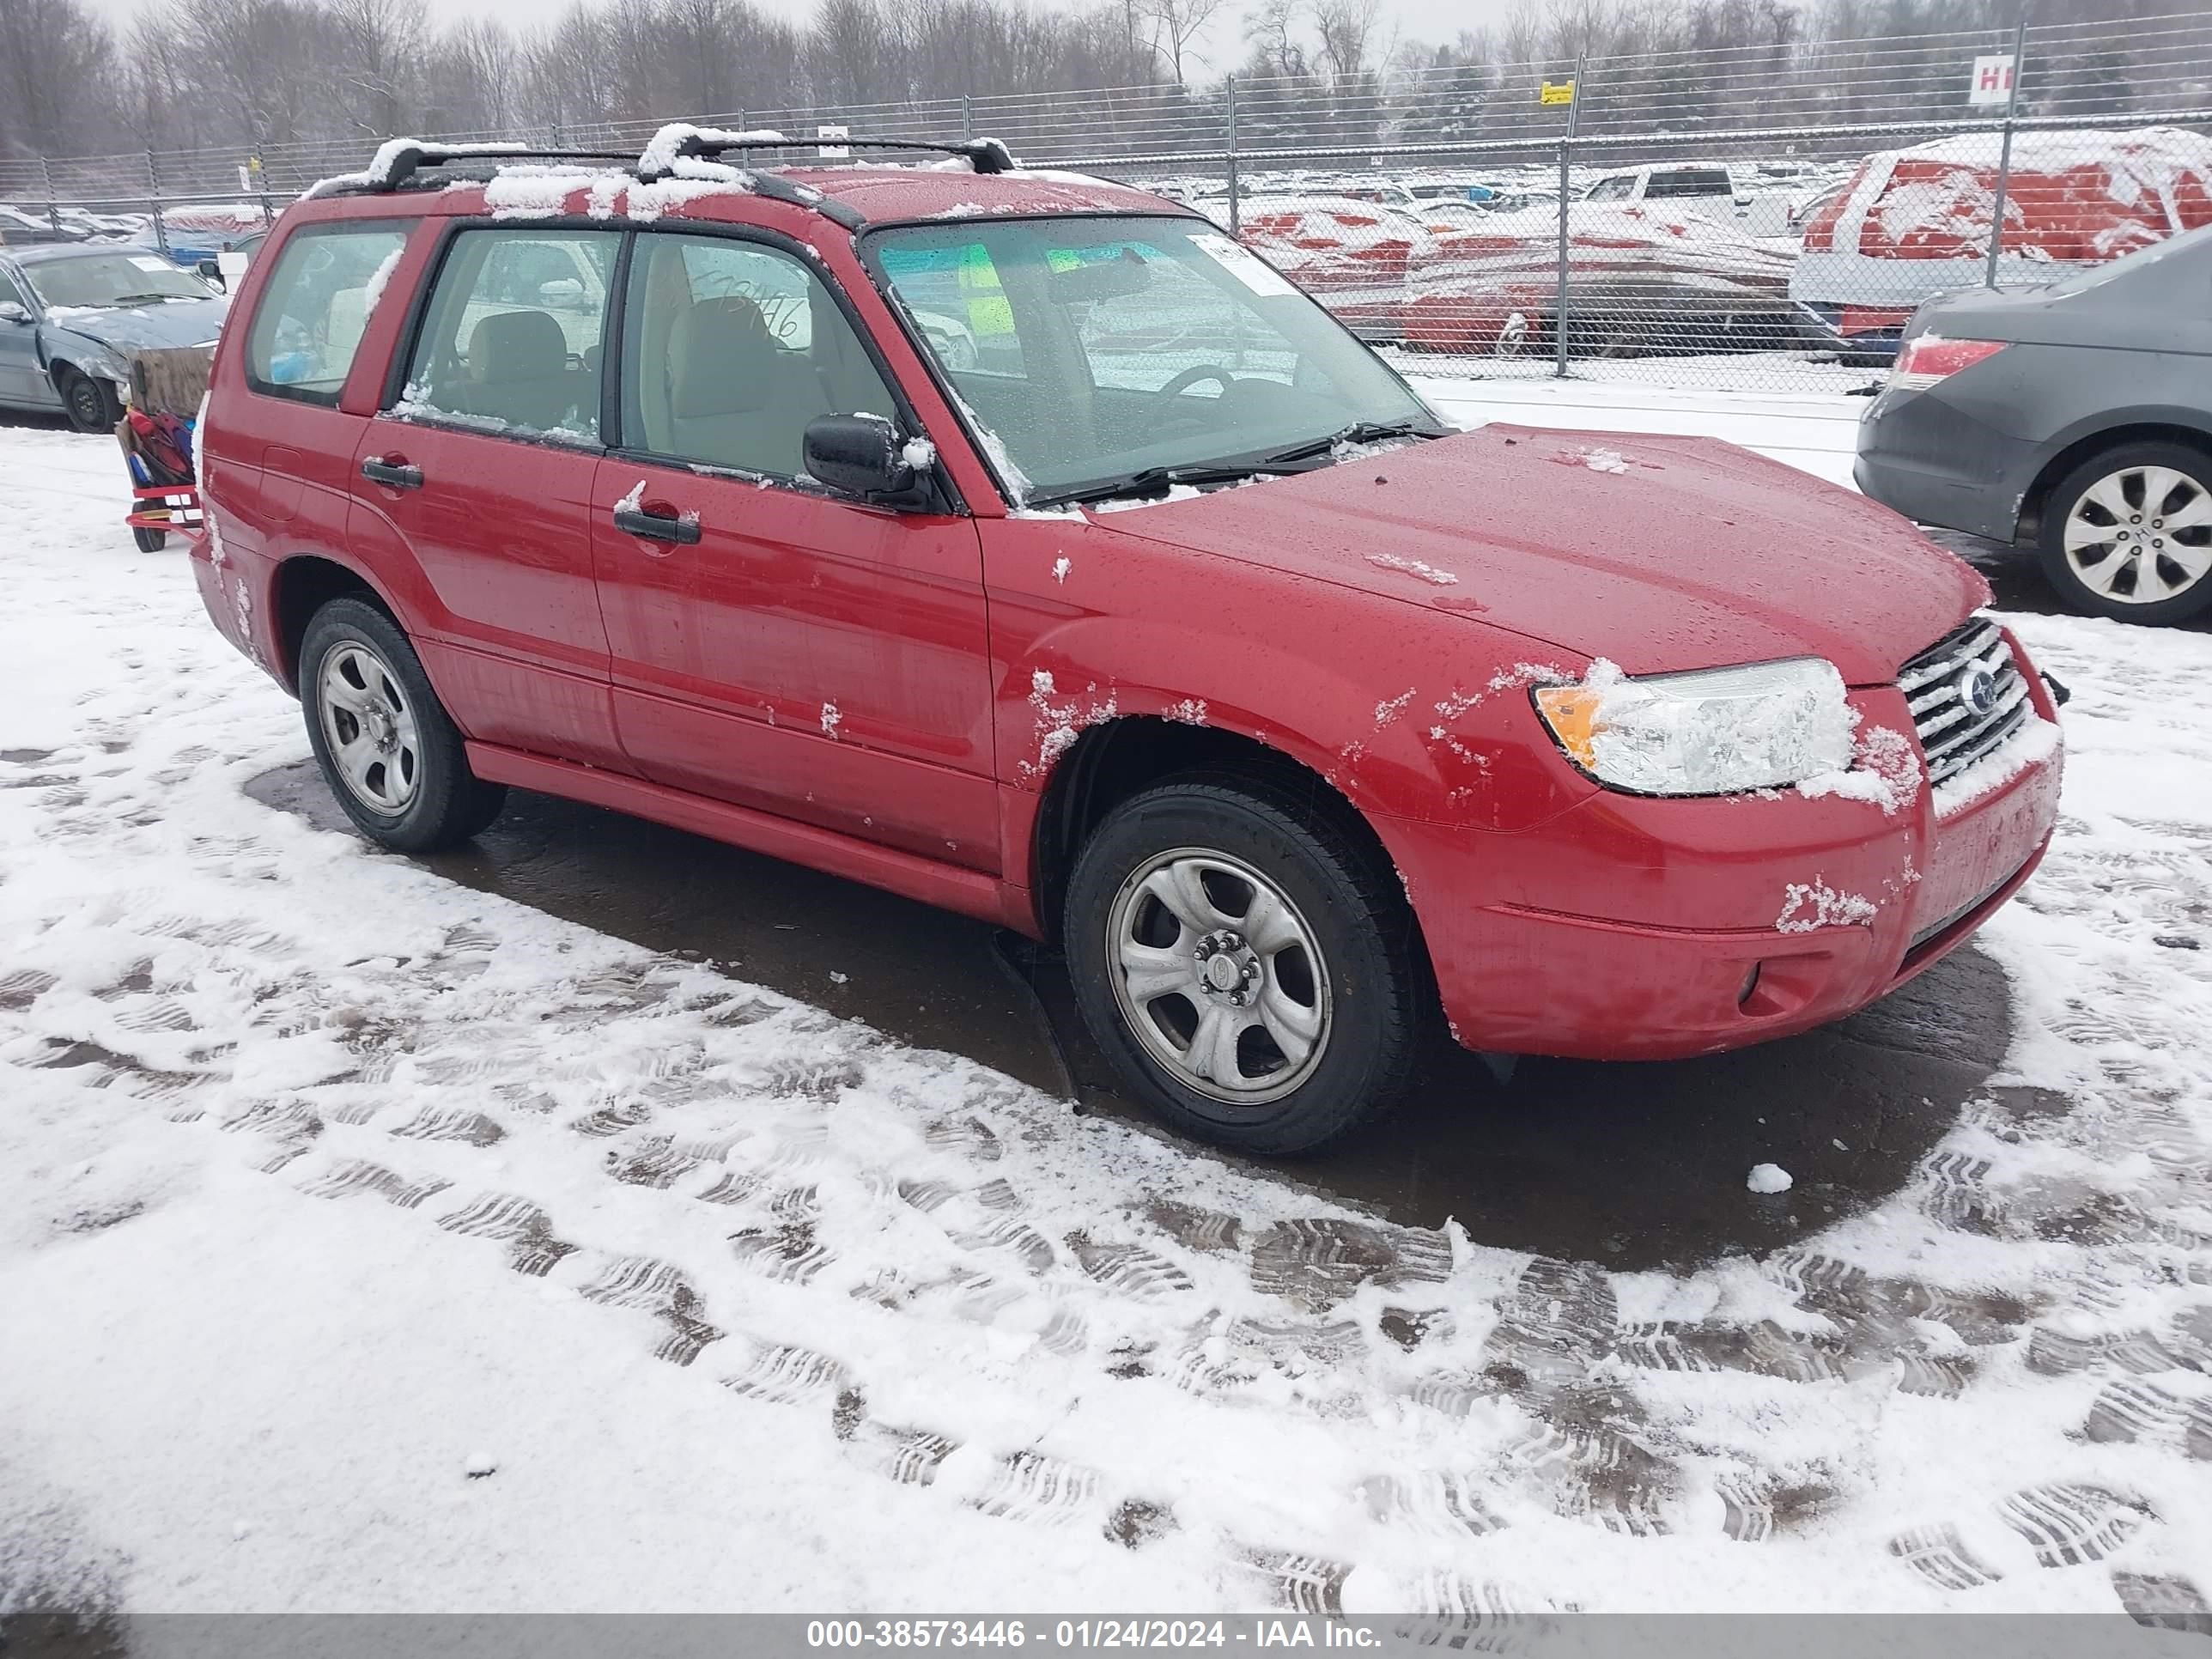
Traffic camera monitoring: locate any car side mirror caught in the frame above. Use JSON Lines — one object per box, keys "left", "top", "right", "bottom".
{"left": 804, "top": 413, "right": 915, "bottom": 500}
{"left": 0, "top": 301, "right": 27, "bottom": 325}
{"left": 196, "top": 258, "right": 225, "bottom": 290}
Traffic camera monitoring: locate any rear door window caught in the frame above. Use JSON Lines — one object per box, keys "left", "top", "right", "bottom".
{"left": 245, "top": 223, "right": 410, "bottom": 404}
{"left": 396, "top": 227, "right": 619, "bottom": 442}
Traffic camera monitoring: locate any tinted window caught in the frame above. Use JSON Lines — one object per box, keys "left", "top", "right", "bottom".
{"left": 0, "top": 266, "right": 27, "bottom": 310}
{"left": 621, "top": 232, "right": 897, "bottom": 479}
{"left": 1644, "top": 170, "right": 1735, "bottom": 198}
{"left": 246, "top": 224, "right": 409, "bottom": 404}
{"left": 1585, "top": 176, "right": 1637, "bottom": 201}
{"left": 398, "top": 228, "right": 617, "bottom": 441}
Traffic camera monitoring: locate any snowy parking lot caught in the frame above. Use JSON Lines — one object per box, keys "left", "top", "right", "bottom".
{"left": 3, "top": 395, "right": 2211, "bottom": 1620}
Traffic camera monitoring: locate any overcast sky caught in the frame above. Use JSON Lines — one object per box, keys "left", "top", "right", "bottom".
{"left": 78, "top": 0, "right": 1510, "bottom": 80}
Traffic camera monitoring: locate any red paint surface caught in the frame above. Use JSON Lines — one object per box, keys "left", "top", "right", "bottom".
{"left": 191, "top": 166, "right": 2063, "bottom": 1063}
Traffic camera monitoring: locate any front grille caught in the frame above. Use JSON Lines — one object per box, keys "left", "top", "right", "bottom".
{"left": 1897, "top": 617, "right": 2031, "bottom": 787}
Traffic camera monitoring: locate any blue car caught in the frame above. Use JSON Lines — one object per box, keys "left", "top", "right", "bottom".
{"left": 0, "top": 242, "right": 228, "bottom": 429}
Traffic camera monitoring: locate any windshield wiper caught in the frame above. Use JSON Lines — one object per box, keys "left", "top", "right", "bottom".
{"left": 1026, "top": 460, "right": 1304, "bottom": 511}
{"left": 106, "top": 293, "right": 183, "bottom": 307}
{"left": 1261, "top": 418, "right": 1437, "bottom": 467}
{"left": 1021, "top": 419, "right": 1443, "bottom": 511}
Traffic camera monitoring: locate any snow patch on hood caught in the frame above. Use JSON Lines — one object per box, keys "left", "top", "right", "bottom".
{"left": 1367, "top": 552, "right": 1459, "bottom": 586}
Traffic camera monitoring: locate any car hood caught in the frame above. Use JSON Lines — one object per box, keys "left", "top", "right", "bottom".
{"left": 44, "top": 295, "right": 228, "bottom": 354}
{"left": 1089, "top": 426, "right": 1985, "bottom": 684}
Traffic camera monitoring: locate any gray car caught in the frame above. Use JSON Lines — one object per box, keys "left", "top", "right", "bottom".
{"left": 0, "top": 242, "right": 229, "bottom": 431}
{"left": 1855, "top": 222, "right": 2212, "bottom": 625}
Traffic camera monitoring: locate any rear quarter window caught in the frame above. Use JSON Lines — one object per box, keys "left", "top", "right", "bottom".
{"left": 245, "top": 222, "right": 410, "bottom": 405}
{"left": 1644, "top": 170, "right": 1736, "bottom": 198}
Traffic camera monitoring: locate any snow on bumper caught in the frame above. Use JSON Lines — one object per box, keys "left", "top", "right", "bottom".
{"left": 1384, "top": 671, "right": 2063, "bottom": 1061}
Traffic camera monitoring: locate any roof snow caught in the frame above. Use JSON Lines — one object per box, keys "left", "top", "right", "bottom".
{"left": 639, "top": 124, "right": 790, "bottom": 180}
{"left": 305, "top": 138, "right": 532, "bottom": 198}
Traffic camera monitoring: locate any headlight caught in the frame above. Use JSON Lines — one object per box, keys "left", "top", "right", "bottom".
{"left": 1534, "top": 657, "right": 1855, "bottom": 796}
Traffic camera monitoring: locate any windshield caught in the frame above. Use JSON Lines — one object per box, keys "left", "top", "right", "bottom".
{"left": 862, "top": 215, "right": 1443, "bottom": 506}
{"left": 23, "top": 251, "right": 211, "bottom": 310}
{"left": 2036, "top": 218, "right": 2212, "bottom": 298}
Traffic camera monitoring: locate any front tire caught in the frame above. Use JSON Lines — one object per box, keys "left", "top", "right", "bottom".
{"left": 299, "top": 597, "right": 506, "bottom": 853}
{"left": 60, "top": 368, "right": 120, "bottom": 434}
{"left": 2039, "top": 441, "right": 2212, "bottom": 625}
{"left": 1063, "top": 777, "right": 1422, "bottom": 1156}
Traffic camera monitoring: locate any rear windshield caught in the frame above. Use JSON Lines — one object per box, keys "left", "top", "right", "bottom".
{"left": 1643, "top": 170, "right": 1736, "bottom": 198}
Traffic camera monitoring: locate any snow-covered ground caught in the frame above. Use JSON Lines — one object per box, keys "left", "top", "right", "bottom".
{"left": 3, "top": 406, "right": 2210, "bottom": 1621}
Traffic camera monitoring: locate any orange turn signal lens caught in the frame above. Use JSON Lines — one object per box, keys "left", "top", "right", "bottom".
{"left": 1533, "top": 685, "right": 1604, "bottom": 768}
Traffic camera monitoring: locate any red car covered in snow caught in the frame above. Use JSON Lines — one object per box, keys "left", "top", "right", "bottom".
{"left": 1792, "top": 125, "right": 2212, "bottom": 358}
{"left": 1227, "top": 195, "right": 1433, "bottom": 341}
{"left": 189, "top": 132, "right": 2063, "bottom": 1155}
{"left": 1403, "top": 200, "right": 1801, "bottom": 357}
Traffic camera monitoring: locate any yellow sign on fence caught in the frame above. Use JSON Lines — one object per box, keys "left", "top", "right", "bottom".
{"left": 1540, "top": 79, "right": 1577, "bottom": 106}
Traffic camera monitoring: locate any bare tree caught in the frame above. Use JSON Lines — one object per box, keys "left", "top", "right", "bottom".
{"left": 1243, "top": 0, "right": 1310, "bottom": 76}
{"left": 0, "top": 0, "right": 117, "bottom": 156}
{"left": 331, "top": 0, "right": 427, "bottom": 134}
{"left": 1312, "top": 0, "right": 1380, "bottom": 82}
{"left": 1142, "top": 0, "right": 1224, "bottom": 83}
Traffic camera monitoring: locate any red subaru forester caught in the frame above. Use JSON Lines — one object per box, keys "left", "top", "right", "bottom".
{"left": 190, "top": 131, "right": 2064, "bottom": 1154}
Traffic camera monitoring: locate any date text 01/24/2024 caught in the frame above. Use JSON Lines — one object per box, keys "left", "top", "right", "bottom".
{"left": 805, "top": 1620, "right": 1382, "bottom": 1648}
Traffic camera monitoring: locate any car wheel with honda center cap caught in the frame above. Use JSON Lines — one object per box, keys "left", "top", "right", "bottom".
{"left": 2039, "top": 441, "right": 2212, "bottom": 625}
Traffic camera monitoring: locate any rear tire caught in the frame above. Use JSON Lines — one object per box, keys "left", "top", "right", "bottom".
{"left": 2038, "top": 441, "right": 2212, "bottom": 626}
{"left": 1062, "top": 775, "right": 1422, "bottom": 1157}
{"left": 299, "top": 596, "right": 506, "bottom": 853}
{"left": 131, "top": 526, "right": 167, "bottom": 552}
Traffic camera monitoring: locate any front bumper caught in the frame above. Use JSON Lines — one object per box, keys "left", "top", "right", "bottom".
{"left": 1387, "top": 647, "right": 2063, "bottom": 1060}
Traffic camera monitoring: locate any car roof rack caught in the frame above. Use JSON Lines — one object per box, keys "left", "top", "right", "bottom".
{"left": 310, "top": 141, "right": 639, "bottom": 198}
{"left": 312, "top": 131, "right": 1014, "bottom": 228}
{"left": 636, "top": 129, "right": 1018, "bottom": 183}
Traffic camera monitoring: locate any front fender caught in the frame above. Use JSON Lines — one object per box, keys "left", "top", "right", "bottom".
{"left": 981, "top": 514, "right": 1599, "bottom": 833}
{"left": 41, "top": 325, "right": 130, "bottom": 384}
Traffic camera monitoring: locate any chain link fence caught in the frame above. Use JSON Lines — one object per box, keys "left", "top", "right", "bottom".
{"left": 4, "top": 11, "right": 2209, "bottom": 391}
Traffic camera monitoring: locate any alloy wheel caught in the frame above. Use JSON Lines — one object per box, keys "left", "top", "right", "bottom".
{"left": 2063, "top": 464, "right": 2212, "bottom": 605}
{"left": 317, "top": 641, "right": 422, "bottom": 814}
{"left": 1104, "top": 848, "right": 1332, "bottom": 1105}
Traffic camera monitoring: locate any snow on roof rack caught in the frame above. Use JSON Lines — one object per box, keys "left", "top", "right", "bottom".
{"left": 307, "top": 139, "right": 638, "bottom": 198}
{"left": 636, "top": 124, "right": 1018, "bottom": 183}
